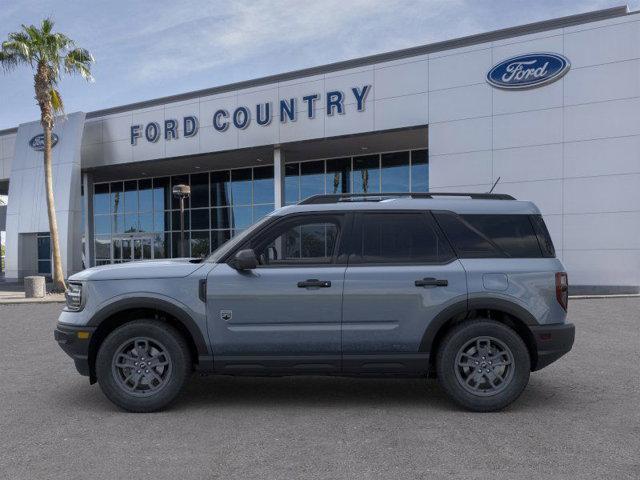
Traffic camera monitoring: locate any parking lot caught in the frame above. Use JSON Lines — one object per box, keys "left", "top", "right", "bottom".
{"left": 0, "top": 298, "right": 638, "bottom": 479}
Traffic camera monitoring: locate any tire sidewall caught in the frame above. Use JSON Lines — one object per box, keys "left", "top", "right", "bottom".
{"left": 96, "top": 320, "right": 191, "bottom": 412}
{"left": 437, "top": 320, "right": 530, "bottom": 412}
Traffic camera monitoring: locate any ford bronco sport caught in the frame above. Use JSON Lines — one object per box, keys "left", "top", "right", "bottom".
{"left": 55, "top": 192, "right": 574, "bottom": 412}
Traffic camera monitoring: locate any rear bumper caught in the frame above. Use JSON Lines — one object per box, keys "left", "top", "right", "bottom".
{"left": 530, "top": 322, "right": 575, "bottom": 371}
{"left": 54, "top": 323, "right": 96, "bottom": 377}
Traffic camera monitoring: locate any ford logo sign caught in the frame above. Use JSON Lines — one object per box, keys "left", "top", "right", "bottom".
{"left": 29, "top": 133, "right": 59, "bottom": 151}
{"left": 487, "top": 53, "right": 570, "bottom": 90}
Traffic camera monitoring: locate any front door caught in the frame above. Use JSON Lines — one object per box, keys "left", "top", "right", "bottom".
{"left": 341, "top": 211, "right": 468, "bottom": 374}
{"left": 207, "top": 213, "right": 349, "bottom": 374}
{"left": 113, "top": 235, "right": 154, "bottom": 262}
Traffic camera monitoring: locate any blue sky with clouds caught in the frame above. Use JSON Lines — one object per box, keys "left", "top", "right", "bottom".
{"left": 0, "top": 0, "right": 637, "bottom": 129}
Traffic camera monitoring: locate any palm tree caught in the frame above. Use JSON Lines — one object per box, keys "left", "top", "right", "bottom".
{"left": 0, "top": 18, "right": 93, "bottom": 292}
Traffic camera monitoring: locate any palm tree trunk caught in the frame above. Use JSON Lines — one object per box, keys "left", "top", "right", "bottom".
{"left": 43, "top": 123, "right": 66, "bottom": 292}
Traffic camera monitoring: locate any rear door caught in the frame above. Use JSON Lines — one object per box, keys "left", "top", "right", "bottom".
{"left": 341, "top": 211, "right": 467, "bottom": 374}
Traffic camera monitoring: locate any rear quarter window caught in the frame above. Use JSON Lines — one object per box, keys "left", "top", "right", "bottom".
{"left": 434, "top": 212, "right": 553, "bottom": 259}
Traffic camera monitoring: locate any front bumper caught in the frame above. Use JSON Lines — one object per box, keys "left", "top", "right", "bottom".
{"left": 530, "top": 322, "right": 575, "bottom": 371}
{"left": 54, "top": 323, "right": 96, "bottom": 377}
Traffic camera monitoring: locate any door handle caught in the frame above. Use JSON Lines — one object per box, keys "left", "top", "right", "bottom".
{"left": 297, "top": 279, "right": 331, "bottom": 288}
{"left": 415, "top": 277, "right": 448, "bottom": 287}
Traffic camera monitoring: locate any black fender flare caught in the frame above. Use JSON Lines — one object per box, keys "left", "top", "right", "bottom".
{"left": 88, "top": 296, "right": 209, "bottom": 357}
{"left": 419, "top": 297, "right": 538, "bottom": 353}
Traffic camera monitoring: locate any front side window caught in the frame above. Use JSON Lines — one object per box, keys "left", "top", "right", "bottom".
{"left": 251, "top": 216, "right": 342, "bottom": 266}
{"left": 354, "top": 212, "right": 453, "bottom": 264}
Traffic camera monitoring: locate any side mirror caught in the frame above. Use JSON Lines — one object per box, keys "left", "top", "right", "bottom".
{"left": 231, "top": 249, "right": 258, "bottom": 270}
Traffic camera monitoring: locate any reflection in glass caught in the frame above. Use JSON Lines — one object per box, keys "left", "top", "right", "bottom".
{"left": 171, "top": 210, "right": 190, "bottom": 232}
{"left": 253, "top": 166, "right": 274, "bottom": 204}
{"left": 112, "top": 214, "right": 125, "bottom": 234}
{"left": 211, "top": 171, "right": 231, "bottom": 207}
{"left": 411, "top": 149, "right": 429, "bottom": 192}
{"left": 253, "top": 204, "right": 274, "bottom": 222}
{"left": 231, "top": 205, "right": 252, "bottom": 229}
{"left": 325, "top": 158, "right": 350, "bottom": 195}
{"left": 139, "top": 213, "right": 153, "bottom": 232}
{"left": 94, "top": 215, "right": 111, "bottom": 235}
{"left": 113, "top": 238, "right": 123, "bottom": 259}
{"left": 190, "top": 173, "right": 209, "bottom": 208}
{"left": 231, "top": 169, "right": 252, "bottom": 205}
{"left": 154, "top": 233, "right": 168, "bottom": 259}
{"left": 211, "top": 230, "right": 231, "bottom": 251}
{"left": 124, "top": 180, "right": 138, "bottom": 213}
{"left": 190, "top": 231, "right": 210, "bottom": 258}
{"left": 284, "top": 163, "right": 299, "bottom": 205}
{"left": 111, "top": 182, "right": 123, "bottom": 215}
{"left": 153, "top": 211, "right": 167, "bottom": 232}
{"left": 94, "top": 183, "right": 110, "bottom": 215}
{"left": 381, "top": 151, "right": 410, "bottom": 192}
{"left": 353, "top": 155, "right": 380, "bottom": 193}
{"left": 190, "top": 208, "right": 210, "bottom": 230}
{"left": 95, "top": 236, "right": 111, "bottom": 259}
{"left": 171, "top": 175, "right": 190, "bottom": 209}
{"left": 211, "top": 207, "right": 231, "bottom": 230}
{"left": 153, "top": 177, "right": 170, "bottom": 212}
{"left": 138, "top": 179, "right": 153, "bottom": 212}
{"left": 124, "top": 213, "right": 138, "bottom": 233}
{"left": 300, "top": 160, "right": 325, "bottom": 201}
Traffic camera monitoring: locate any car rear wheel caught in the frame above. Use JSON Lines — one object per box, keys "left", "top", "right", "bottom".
{"left": 96, "top": 320, "right": 192, "bottom": 412}
{"left": 436, "top": 319, "right": 530, "bottom": 412}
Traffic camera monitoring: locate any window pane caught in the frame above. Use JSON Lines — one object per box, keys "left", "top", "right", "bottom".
{"left": 256, "top": 221, "right": 339, "bottom": 265}
{"left": 154, "top": 211, "right": 168, "bottom": 232}
{"left": 253, "top": 166, "right": 274, "bottom": 204}
{"left": 112, "top": 214, "right": 125, "bottom": 234}
{"left": 253, "top": 204, "right": 274, "bottom": 222}
{"left": 461, "top": 214, "right": 542, "bottom": 258}
{"left": 111, "top": 182, "right": 123, "bottom": 215}
{"left": 139, "top": 213, "right": 153, "bottom": 232}
{"left": 358, "top": 213, "right": 453, "bottom": 263}
{"left": 353, "top": 155, "right": 380, "bottom": 193}
{"left": 211, "top": 207, "right": 231, "bottom": 229}
{"left": 38, "top": 260, "right": 51, "bottom": 274}
{"left": 191, "top": 208, "right": 210, "bottom": 230}
{"left": 172, "top": 232, "right": 186, "bottom": 258}
{"left": 381, "top": 152, "right": 409, "bottom": 192}
{"left": 231, "top": 168, "right": 252, "bottom": 205}
{"left": 211, "top": 171, "right": 231, "bottom": 207}
{"left": 121, "top": 239, "right": 131, "bottom": 260}
{"left": 433, "top": 212, "right": 499, "bottom": 258}
{"left": 95, "top": 236, "right": 111, "bottom": 259}
{"left": 190, "top": 231, "right": 210, "bottom": 258}
{"left": 231, "top": 205, "right": 252, "bottom": 229}
{"left": 171, "top": 210, "right": 190, "bottom": 231}
{"left": 284, "top": 163, "right": 299, "bottom": 205}
{"left": 94, "top": 215, "right": 111, "bottom": 235}
{"left": 94, "top": 183, "right": 110, "bottom": 215}
{"left": 124, "top": 213, "right": 138, "bottom": 233}
{"left": 138, "top": 179, "right": 153, "bottom": 212}
{"left": 325, "top": 158, "right": 351, "bottom": 194}
{"left": 124, "top": 180, "right": 138, "bottom": 213}
{"left": 171, "top": 175, "right": 190, "bottom": 209}
{"left": 212, "top": 230, "right": 232, "bottom": 251}
{"left": 37, "top": 235, "right": 51, "bottom": 260}
{"left": 153, "top": 177, "right": 171, "bottom": 212}
{"left": 300, "top": 160, "right": 325, "bottom": 201}
{"left": 154, "top": 233, "right": 169, "bottom": 259}
{"left": 113, "top": 238, "right": 123, "bottom": 259}
{"left": 190, "top": 173, "right": 209, "bottom": 208}
{"left": 411, "top": 150, "right": 429, "bottom": 192}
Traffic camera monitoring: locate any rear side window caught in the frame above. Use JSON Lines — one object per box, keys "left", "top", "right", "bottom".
{"left": 434, "top": 212, "right": 552, "bottom": 258}
{"left": 530, "top": 214, "right": 556, "bottom": 258}
{"left": 354, "top": 212, "right": 454, "bottom": 264}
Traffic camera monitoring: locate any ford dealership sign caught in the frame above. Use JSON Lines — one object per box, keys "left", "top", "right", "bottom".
{"left": 29, "top": 133, "right": 59, "bottom": 151}
{"left": 487, "top": 53, "right": 570, "bottom": 90}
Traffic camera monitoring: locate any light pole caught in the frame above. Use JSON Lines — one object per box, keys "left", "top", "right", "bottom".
{"left": 172, "top": 184, "right": 191, "bottom": 258}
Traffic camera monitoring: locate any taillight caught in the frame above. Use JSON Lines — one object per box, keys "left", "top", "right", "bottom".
{"left": 555, "top": 272, "right": 568, "bottom": 311}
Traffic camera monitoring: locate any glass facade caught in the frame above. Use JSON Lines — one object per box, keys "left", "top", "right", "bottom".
{"left": 91, "top": 148, "right": 428, "bottom": 264}
{"left": 37, "top": 232, "right": 51, "bottom": 274}
{"left": 284, "top": 149, "right": 428, "bottom": 204}
{"left": 93, "top": 166, "right": 274, "bottom": 265}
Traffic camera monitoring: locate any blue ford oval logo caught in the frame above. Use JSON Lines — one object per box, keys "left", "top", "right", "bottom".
{"left": 29, "top": 133, "right": 59, "bottom": 151}
{"left": 487, "top": 53, "right": 570, "bottom": 90}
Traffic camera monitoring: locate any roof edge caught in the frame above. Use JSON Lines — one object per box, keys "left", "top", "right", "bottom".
{"left": 0, "top": 4, "right": 630, "bottom": 134}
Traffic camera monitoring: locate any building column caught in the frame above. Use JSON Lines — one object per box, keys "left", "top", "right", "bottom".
{"left": 82, "top": 172, "right": 94, "bottom": 269}
{"left": 274, "top": 146, "right": 286, "bottom": 209}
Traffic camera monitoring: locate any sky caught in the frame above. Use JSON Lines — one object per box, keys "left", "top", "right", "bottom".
{"left": 0, "top": 0, "right": 638, "bottom": 130}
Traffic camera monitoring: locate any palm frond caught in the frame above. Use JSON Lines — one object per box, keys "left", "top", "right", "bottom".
{"left": 50, "top": 87, "right": 64, "bottom": 113}
{"left": 64, "top": 47, "right": 94, "bottom": 81}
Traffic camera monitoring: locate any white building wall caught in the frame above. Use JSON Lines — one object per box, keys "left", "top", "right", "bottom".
{"left": 427, "top": 15, "right": 640, "bottom": 289}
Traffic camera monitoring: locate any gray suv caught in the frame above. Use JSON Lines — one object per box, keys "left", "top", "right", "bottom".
{"left": 55, "top": 192, "right": 574, "bottom": 412}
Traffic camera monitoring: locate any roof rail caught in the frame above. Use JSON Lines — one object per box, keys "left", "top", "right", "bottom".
{"left": 298, "top": 192, "right": 516, "bottom": 205}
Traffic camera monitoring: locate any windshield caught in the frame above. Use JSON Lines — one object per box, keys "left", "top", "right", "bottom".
{"left": 206, "top": 215, "right": 274, "bottom": 263}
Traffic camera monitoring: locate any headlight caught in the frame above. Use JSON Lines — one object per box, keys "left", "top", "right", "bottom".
{"left": 65, "top": 282, "right": 83, "bottom": 311}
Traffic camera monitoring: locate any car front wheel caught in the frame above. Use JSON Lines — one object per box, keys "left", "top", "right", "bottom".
{"left": 436, "top": 319, "right": 530, "bottom": 412}
{"left": 96, "top": 320, "right": 192, "bottom": 412}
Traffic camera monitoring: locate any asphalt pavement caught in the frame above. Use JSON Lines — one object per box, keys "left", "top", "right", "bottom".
{"left": 0, "top": 298, "right": 638, "bottom": 479}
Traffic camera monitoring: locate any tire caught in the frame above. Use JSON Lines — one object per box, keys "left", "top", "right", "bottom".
{"left": 96, "top": 320, "right": 192, "bottom": 412}
{"left": 436, "top": 319, "right": 530, "bottom": 412}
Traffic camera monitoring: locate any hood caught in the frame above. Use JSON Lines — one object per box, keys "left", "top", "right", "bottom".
{"left": 69, "top": 259, "right": 205, "bottom": 281}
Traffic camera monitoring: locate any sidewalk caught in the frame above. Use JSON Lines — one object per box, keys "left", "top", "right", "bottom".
{"left": 0, "top": 284, "right": 65, "bottom": 304}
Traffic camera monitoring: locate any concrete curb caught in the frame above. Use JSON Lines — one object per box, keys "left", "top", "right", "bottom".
{"left": 0, "top": 295, "right": 66, "bottom": 305}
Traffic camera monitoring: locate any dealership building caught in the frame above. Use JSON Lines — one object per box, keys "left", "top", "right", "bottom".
{"left": 0, "top": 5, "right": 639, "bottom": 293}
